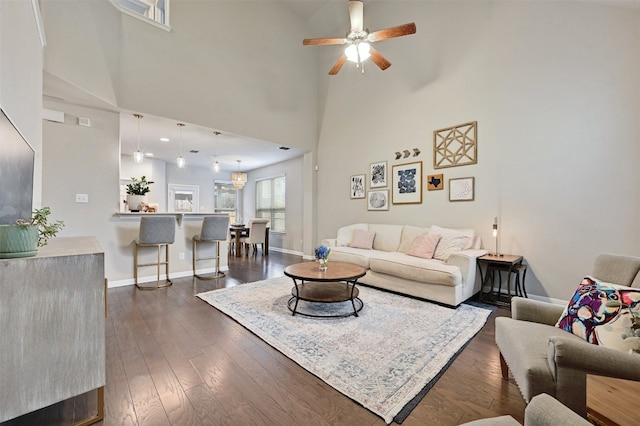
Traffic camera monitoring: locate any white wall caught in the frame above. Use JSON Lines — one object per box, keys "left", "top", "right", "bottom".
{"left": 41, "top": 0, "right": 318, "bottom": 153}
{"left": 316, "top": 1, "right": 640, "bottom": 301}
{"left": 242, "top": 157, "right": 305, "bottom": 255}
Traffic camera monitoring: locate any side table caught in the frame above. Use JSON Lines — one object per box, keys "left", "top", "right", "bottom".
{"left": 477, "top": 254, "right": 527, "bottom": 307}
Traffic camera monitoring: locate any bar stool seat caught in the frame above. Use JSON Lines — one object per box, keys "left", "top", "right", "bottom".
{"left": 193, "top": 215, "right": 230, "bottom": 279}
{"left": 134, "top": 216, "right": 176, "bottom": 290}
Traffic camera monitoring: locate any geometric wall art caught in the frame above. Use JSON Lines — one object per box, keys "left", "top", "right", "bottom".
{"left": 449, "top": 177, "right": 475, "bottom": 202}
{"left": 426, "top": 174, "right": 444, "bottom": 191}
{"left": 433, "top": 121, "right": 477, "bottom": 169}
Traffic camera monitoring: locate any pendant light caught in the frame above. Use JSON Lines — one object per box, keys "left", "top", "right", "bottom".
{"left": 133, "top": 113, "right": 144, "bottom": 163}
{"left": 213, "top": 131, "right": 221, "bottom": 173}
{"left": 231, "top": 160, "right": 247, "bottom": 189}
{"left": 176, "top": 122, "right": 186, "bottom": 168}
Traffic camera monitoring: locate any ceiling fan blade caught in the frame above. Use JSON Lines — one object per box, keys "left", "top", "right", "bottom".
{"left": 368, "top": 22, "right": 416, "bottom": 42}
{"left": 328, "top": 55, "right": 347, "bottom": 75}
{"left": 348, "top": 0, "right": 364, "bottom": 32}
{"left": 303, "top": 37, "right": 345, "bottom": 46}
{"left": 369, "top": 47, "right": 391, "bottom": 71}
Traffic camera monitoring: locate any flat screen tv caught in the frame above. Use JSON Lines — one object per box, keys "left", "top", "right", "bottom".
{"left": 0, "top": 108, "right": 35, "bottom": 225}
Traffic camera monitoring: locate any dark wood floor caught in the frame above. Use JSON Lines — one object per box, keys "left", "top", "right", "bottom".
{"left": 3, "top": 252, "right": 528, "bottom": 426}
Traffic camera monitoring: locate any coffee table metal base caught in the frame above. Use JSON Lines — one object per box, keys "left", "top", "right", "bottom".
{"left": 287, "top": 281, "right": 363, "bottom": 318}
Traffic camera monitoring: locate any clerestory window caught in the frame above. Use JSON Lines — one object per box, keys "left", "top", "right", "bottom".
{"left": 111, "top": 0, "right": 170, "bottom": 30}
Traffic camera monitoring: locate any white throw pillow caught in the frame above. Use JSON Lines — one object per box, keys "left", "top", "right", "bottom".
{"left": 336, "top": 224, "right": 368, "bottom": 247}
{"left": 350, "top": 229, "right": 376, "bottom": 250}
{"left": 429, "top": 225, "right": 474, "bottom": 261}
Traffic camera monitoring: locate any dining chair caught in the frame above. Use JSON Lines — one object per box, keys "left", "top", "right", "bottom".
{"left": 240, "top": 219, "right": 269, "bottom": 256}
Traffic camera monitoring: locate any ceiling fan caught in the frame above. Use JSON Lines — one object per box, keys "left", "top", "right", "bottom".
{"left": 302, "top": 0, "right": 416, "bottom": 75}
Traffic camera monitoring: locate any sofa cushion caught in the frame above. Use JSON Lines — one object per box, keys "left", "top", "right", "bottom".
{"left": 407, "top": 233, "right": 440, "bottom": 259}
{"left": 369, "top": 224, "right": 403, "bottom": 252}
{"left": 398, "top": 225, "right": 430, "bottom": 253}
{"left": 350, "top": 229, "right": 376, "bottom": 249}
{"left": 328, "top": 246, "right": 385, "bottom": 269}
{"left": 336, "top": 223, "right": 368, "bottom": 247}
{"left": 369, "top": 252, "right": 462, "bottom": 286}
{"left": 430, "top": 225, "right": 475, "bottom": 261}
{"left": 555, "top": 276, "right": 640, "bottom": 354}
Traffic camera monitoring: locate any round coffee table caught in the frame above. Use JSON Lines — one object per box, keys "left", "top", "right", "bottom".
{"left": 284, "top": 261, "right": 366, "bottom": 318}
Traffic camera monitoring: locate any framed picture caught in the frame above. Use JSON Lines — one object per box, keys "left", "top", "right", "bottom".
{"left": 427, "top": 174, "right": 444, "bottom": 191}
{"left": 392, "top": 161, "right": 422, "bottom": 204}
{"left": 449, "top": 177, "right": 475, "bottom": 201}
{"left": 350, "top": 174, "right": 365, "bottom": 199}
{"left": 367, "top": 190, "right": 389, "bottom": 211}
{"left": 369, "top": 161, "right": 387, "bottom": 188}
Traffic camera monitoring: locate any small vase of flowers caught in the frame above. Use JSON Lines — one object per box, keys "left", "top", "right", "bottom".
{"left": 314, "top": 244, "right": 330, "bottom": 271}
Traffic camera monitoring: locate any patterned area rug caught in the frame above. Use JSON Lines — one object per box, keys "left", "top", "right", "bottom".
{"left": 197, "top": 276, "right": 491, "bottom": 424}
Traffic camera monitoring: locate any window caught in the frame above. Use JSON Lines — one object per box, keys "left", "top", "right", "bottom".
{"left": 214, "top": 182, "right": 238, "bottom": 224}
{"left": 111, "top": 0, "right": 170, "bottom": 29}
{"left": 256, "top": 176, "right": 285, "bottom": 233}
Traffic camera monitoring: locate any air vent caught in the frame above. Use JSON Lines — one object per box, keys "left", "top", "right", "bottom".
{"left": 189, "top": 150, "right": 199, "bottom": 154}
{"left": 279, "top": 146, "right": 290, "bottom": 150}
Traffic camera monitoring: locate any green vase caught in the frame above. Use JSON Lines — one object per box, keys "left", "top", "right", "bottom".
{"left": 0, "top": 224, "right": 39, "bottom": 258}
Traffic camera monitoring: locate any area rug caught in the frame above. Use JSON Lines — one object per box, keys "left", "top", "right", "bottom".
{"left": 197, "top": 276, "right": 491, "bottom": 424}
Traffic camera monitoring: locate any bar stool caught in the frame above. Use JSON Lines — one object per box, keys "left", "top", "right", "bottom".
{"left": 193, "top": 215, "right": 230, "bottom": 279}
{"left": 134, "top": 216, "right": 176, "bottom": 290}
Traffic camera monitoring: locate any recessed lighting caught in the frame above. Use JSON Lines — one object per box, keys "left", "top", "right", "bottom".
{"left": 145, "top": 152, "right": 154, "bottom": 157}
{"left": 160, "top": 137, "right": 169, "bottom": 142}
{"left": 279, "top": 146, "right": 290, "bottom": 150}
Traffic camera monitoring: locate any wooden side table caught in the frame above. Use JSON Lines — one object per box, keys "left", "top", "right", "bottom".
{"left": 477, "top": 254, "right": 526, "bottom": 307}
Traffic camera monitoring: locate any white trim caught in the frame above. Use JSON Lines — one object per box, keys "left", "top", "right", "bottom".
{"left": 255, "top": 173, "right": 286, "bottom": 183}
{"left": 30, "top": 0, "right": 47, "bottom": 47}
{"left": 268, "top": 246, "right": 304, "bottom": 258}
{"left": 108, "top": 266, "right": 228, "bottom": 288}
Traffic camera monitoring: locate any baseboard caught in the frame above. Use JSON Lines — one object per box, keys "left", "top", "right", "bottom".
{"left": 267, "top": 247, "right": 305, "bottom": 258}
{"left": 483, "top": 286, "right": 566, "bottom": 306}
{"left": 108, "top": 266, "right": 229, "bottom": 288}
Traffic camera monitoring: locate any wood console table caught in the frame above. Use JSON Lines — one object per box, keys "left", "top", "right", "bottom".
{"left": 0, "top": 237, "right": 105, "bottom": 424}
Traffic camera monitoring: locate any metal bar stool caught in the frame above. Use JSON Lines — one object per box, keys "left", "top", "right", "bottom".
{"left": 134, "top": 216, "right": 176, "bottom": 290}
{"left": 193, "top": 215, "right": 230, "bottom": 279}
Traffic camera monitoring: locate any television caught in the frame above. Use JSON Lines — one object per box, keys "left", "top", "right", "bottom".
{"left": 0, "top": 108, "right": 35, "bottom": 225}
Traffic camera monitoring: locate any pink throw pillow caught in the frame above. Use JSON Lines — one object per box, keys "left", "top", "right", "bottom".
{"left": 407, "top": 233, "right": 441, "bottom": 259}
{"left": 350, "top": 229, "right": 376, "bottom": 249}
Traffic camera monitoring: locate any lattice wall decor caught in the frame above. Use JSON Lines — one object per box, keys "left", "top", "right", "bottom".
{"left": 433, "top": 121, "right": 477, "bottom": 169}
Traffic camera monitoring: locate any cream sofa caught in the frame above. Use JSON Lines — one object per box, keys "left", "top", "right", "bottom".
{"left": 320, "top": 223, "right": 487, "bottom": 306}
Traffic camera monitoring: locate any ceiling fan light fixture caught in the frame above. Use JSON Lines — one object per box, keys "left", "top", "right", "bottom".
{"left": 345, "top": 42, "right": 371, "bottom": 63}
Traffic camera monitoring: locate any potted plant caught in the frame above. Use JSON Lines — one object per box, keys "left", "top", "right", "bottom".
{"left": 126, "top": 176, "right": 154, "bottom": 212}
{"left": 0, "top": 207, "right": 65, "bottom": 258}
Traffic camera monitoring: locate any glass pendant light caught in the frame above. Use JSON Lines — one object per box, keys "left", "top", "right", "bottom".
{"left": 133, "top": 113, "right": 144, "bottom": 163}
{"left": 213, "top": 131, "right": 221, "bottom": 173}
{"left": 176, "top": 122, "right": 186, "bottom": 168}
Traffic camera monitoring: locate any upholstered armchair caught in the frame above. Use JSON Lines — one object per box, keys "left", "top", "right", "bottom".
{"left": 460, "top": 393, "right": 591, "bottom": 426}
{"left": 495, "top": 253, "right": 640, "bottom": 418}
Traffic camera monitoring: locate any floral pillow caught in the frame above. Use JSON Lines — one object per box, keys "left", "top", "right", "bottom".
{"left": 555, "top": 276, "right": 640, "bottom": 355}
